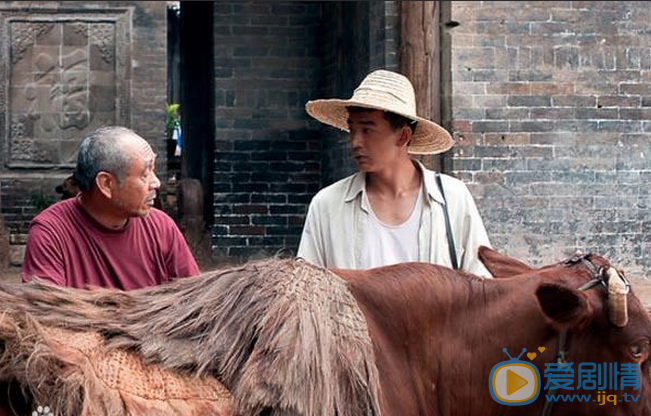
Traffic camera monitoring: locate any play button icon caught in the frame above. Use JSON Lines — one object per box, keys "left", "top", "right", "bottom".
{"left": 506, "top": 369, "right": 528, "bottom": 395}
{"left": 489, "top": 348, "right": 541, "bottom": 406}
{"left": 491, "top": 363, "right": 539, "bottom": 404}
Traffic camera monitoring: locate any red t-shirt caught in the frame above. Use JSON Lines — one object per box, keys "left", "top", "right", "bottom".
{"left": 21, "top": 197, "right": 200, "bottom": 290}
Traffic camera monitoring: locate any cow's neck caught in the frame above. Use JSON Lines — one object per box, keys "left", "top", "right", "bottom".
{"left": 348, "top": 266, "right": 560, "bottom": 416}
{"left": 449, "top": 273, "right": 563, "bottom": 415}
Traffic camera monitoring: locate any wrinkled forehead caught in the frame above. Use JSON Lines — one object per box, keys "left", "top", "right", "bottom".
{"left": 121, "top": 133, "right": 157, "bottom": 164}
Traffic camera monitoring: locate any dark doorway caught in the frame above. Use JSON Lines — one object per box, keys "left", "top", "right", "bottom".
{"left": 178, "top": 2, "right": 215, "bottom": 226}
{"left": 167, "top": 2, "right": 181, "bottom": 177}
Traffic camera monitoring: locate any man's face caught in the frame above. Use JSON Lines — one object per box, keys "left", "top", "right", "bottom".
{"left": 347, "top": 109, "right": 407, "bottom": 172}
{"left": 112, "top": 135, "right": 161, "bottom": 218}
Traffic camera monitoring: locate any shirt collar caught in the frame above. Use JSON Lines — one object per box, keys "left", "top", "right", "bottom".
{"left": 344, "top": 171, "right": 366, "bottom": 203}
{"left": 416, "top": 159, "right": 446, "bottom": 205}
{"left": 343, "top": 159, "right": 446, "bottom": 206}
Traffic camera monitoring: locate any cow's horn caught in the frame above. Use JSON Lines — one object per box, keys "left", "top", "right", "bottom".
{"left": 606, "top": 267, "right": 628, "bottom": 327}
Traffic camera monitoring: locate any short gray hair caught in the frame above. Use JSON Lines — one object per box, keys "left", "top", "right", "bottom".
{"left": 74, "top": 126, "right": 137, "bottom": 192}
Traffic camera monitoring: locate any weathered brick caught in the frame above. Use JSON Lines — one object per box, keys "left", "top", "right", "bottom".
{"left": 233, "top": 205, "right": 268, "bottom": 214}
{"left": 551, "top": 95, "right": 597, "bottom": 107}
{"left": 232, "top": 183, "right": 269, "bottom": 193}
{"left": 266, "top": 226, "right": 304, "bottom": 236}
{"left": 574, "top": 108, "right": 618, "bottom": 119}
{"left": 507, "top": 95, "right": 551, "bottom": 107}
{"left": 529, "top": 107, "right": 574, "bottom": 119}
{"left": 251, "top": 215, "right": 288, "bottom": 225}
{"left": 472, "top": 121, "right": 509, "bottom": 132}
{"left": 247, "top": 236, "right": 285, "bottom": 246}
{"left": 620, "top": 108, "right": 651, "bottom": 119}
{"left": 450, "top": 2, "right": 651, "bottom": 272}
{"left": 213, "top": 236, "right": 248, "bottom": 246}
{"left": 214, "top": 216, "right": 250, "bottom": 225}
{"left": 230, "top": 225, "right": 266, "bottom": 236}
{"left": 598, "top": 95, "right": 640, "bottom": 107}
{"left": 486, "top": 82, "right": 531, "bottom": 95}
{"left": 270, "top": 205, "right": 306, "bottom": 214}
{"left": 508, "top": 69, "right": 553, "bottom": 82}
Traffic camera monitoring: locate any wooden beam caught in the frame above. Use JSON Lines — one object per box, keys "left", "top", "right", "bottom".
{"left": 399, "top": 1, "right": 442, "bottom": 171}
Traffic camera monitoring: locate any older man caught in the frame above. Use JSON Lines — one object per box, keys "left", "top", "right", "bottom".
{"left": 22, "top": 126, "right": 199, "bottom": 289}
{"left": 298, "top": 70, "right": 492, "bottom": 277}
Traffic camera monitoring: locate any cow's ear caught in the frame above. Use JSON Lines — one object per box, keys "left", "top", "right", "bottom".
{"left": 478, "top": 246, "right": 533, "bottom": 279}
{"left": 536, "top": 283, "right": 591, "bottom": 329}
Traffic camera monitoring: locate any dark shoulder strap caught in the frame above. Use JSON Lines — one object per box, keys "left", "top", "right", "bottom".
{"left": 436, "top": 173, "right": 459, "bottom": 270}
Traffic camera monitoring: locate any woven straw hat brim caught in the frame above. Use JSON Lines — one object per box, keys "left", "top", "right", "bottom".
{"left": 306, "top": 99, "right": 455, "bottom": 155}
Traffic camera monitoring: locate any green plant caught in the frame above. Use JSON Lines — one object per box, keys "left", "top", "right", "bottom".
{"left": 166, "top": 103, "right": 181, "bottom": 134}
{"left": 30, "top": 191, "right": 56, "bottom": 213}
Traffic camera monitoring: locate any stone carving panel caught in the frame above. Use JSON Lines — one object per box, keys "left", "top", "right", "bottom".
{"left": 0, "top": 9, "right": 130, "bottom": 168}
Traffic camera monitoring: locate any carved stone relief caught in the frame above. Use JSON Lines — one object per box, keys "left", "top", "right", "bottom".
{"left": 0, "top": 9, "right": 130, "bottom": 168}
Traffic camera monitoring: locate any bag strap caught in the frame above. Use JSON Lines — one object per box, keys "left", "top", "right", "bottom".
{"left": 436, "top": 173, "right": 459, "bottom": 270}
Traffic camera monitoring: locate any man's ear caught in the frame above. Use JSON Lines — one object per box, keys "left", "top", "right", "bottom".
{"left": 396, "top": 125, "right": 412, "bottom": 147}
{"left": 95, "top": 172, "right": 115, "bottom": 199}
{"left": 536, "top": 282, "right": 592, "bottom": 330}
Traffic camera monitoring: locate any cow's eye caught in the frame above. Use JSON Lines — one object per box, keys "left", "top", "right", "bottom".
{"left": 629, "top": 341, "right": 650, "bottom": 363}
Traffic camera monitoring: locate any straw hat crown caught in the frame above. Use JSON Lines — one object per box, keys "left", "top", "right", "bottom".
{"left": 306, "top": 69, "right": 454, "bottom": 155}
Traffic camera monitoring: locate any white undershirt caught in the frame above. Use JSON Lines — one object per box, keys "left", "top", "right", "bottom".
{"left": 359, "top": 188, "right": 423, "bottom": 269}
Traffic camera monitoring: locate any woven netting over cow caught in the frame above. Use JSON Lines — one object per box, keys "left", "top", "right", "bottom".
{"left": 0, "top": 246, "right": 649, "bottom": 416}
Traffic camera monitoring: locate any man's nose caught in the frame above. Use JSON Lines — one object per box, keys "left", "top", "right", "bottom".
{"left": 150, "top": 172, "right": 161, "bottom": 189}
{"left": 349, "top": 130, "right": 363, "bottom": 149}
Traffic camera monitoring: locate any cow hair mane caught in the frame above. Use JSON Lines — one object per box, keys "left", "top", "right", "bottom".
{"left": 0, "top": 258, "right": 383, "bottom": 416}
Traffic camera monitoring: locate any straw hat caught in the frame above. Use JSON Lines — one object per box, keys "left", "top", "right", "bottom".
{"left": 305, "top": 69, "right": 454, "bottom": 155}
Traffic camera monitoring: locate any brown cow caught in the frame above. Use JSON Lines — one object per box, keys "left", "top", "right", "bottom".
{"left": 337, "top": 246, "right": 651, "bottom": 416}
{"left": 0, "top": 247, "right": 649, "bottom": 416}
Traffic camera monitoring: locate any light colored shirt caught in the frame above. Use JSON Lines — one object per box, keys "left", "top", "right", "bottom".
{"left": 297, "top": 161, "right": 493, "bottom": 277}
{"left": 360, "top": 187, "right": 422, "bottom": 269}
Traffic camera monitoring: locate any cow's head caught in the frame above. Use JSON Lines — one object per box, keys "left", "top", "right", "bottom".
{"left": 479, "top": 246, "right": 651, "bottom": 416}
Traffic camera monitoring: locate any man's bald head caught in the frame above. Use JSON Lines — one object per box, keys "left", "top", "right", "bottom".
{"left": 75, "top": 126, "right": 151, "bottom": 192}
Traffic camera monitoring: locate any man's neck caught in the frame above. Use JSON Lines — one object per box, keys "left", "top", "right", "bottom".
{"left": 365, "top": 158, "right": 421, "bottom": 198}
{"left": 79, "top": 193, "right": 128, "bottom": 230}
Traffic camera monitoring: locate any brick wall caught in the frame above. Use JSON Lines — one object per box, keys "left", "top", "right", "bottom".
{"left": 446, "top": 2, "right": 651, "bottom": 275}
{"left": 211, "top": 2, "right": 322, "bottom": 262}
{"left": 371, "top": 1, "right": 399, "bottom": 72}
{"left": 0, "top": 177, "right": 64, "bottom": 233}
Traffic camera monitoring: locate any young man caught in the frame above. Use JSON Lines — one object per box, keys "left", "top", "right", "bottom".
{"left": 22, "top": 126, "right": 200, "bottom": 289}
{"left": 298, "top": 69, "right": 492, "bottom": 277}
